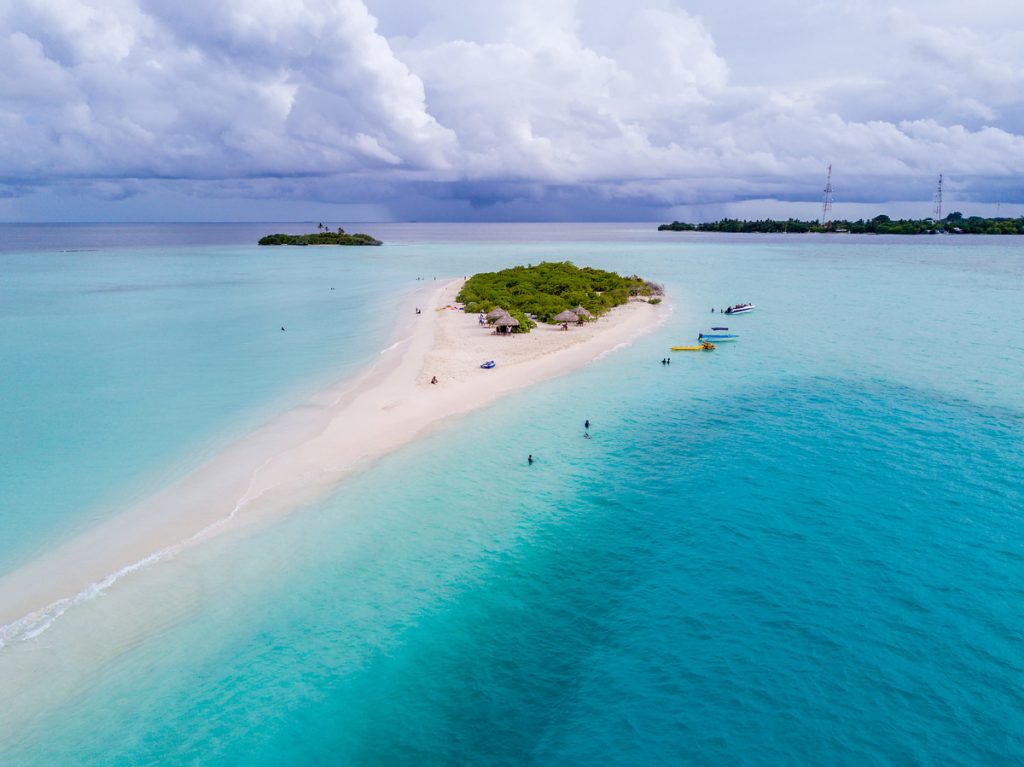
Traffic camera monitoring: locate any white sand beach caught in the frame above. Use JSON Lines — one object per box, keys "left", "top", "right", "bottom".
{"left": 0, "top": 278, "right": 668, "bottom": 642}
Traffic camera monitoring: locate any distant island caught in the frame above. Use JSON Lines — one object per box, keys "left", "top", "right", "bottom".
{"left": 457, "top": 261, "right": 662, "bottom": 333}
{"left": 658, "top": 212, "right": 1024, "bottom": 235}
{"left": 258, "top": 227, "right": 382, "bottom": 246}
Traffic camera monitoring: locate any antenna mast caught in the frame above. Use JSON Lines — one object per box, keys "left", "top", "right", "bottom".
{"left": 821, "top": 164, "right": 834, "bottom": 227}
{"left": 933, "top": 174, "right": 943, "bottom": 219}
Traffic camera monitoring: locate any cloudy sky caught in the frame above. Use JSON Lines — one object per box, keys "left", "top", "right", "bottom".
{"left": 2, "top": 0, "right": 1023, "bottom": 221}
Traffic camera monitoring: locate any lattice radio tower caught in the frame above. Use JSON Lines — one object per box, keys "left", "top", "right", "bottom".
{"left": 821, "top": 164, "right": 834, "bottom": 227}
{"left": 933, "top": 174, "right": 943, "bottom": 219}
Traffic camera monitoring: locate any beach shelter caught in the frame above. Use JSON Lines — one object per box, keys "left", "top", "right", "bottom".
{"left": 553, "top": 310, "right": 579, "bottom": 324}
{"left": 487, "top": 310, "right": 513, "bottom": 326}
{"left": 493, "top": 314, "right": 520, "bottom": 334}
{"left": 572, "top": 306, "right": 595, "bottom": 320}
{"left": 486, "top": 306, "right": 509, "bottom": 321}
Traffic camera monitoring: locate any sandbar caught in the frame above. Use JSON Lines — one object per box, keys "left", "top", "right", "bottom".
{"left": 0, "top": 278, "right": 668, "bottom": 645}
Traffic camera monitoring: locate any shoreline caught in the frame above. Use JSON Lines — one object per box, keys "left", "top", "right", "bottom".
{"left": 0, "top": 279, "right": 669, "bottom": 646}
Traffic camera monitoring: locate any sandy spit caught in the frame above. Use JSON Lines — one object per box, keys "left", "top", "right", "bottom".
{"left": 0, "top": 278, "right": 668, "bottom": 641}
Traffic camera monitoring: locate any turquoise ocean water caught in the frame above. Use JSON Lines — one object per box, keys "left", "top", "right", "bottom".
{"left": 1, "top": 224, "right": 1023, "bottom": 764}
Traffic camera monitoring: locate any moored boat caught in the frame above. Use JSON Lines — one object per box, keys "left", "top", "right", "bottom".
{"left": 724, "top": 303, "right": 755, "bottom": 314}
{"left": 698, "top": 333, "right": 738, "bottom": 341}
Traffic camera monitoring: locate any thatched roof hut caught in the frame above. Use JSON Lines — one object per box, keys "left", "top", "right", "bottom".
{"left": 493, "top": 314, "right": 520, "bottom": 334}
{"left": 572, "top": 305, "right": 594, "bottom": 319}
{"left": 553, "top": 310, "right": 579, "bottom": 324}
{"left": 486, "top": 306, "right": 509, "bottom": 320}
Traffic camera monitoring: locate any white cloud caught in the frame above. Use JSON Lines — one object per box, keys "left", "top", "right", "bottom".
{"left": 1, "top": 0, "right": 1023, "bottom": 219}
{"left": 389, "top": 0, "right": 737, "bottom": 187}
{"left": 0, "top": 0, "right": 455, "bottom": 183}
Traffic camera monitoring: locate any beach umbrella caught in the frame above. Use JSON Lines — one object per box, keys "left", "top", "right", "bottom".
{"left": 572, "top": 306, "right": 594, "bottom": 319}
{"left": 553, "top": 310, "right": 579, "bottom": 323}
{"left": 486, "top": 306, "right": 509, "bottom": 320}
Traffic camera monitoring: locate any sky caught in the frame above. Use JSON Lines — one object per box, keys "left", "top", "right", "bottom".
{"left": 1, "top": 0, "right": 1023, "bottom": 222}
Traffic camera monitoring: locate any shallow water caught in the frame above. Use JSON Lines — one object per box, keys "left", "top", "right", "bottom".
{"left": 2, "top": 225, "right": 1023, "bottom": 764}
{"left": 0, "top": 241, "right": 408, "bottom": 572}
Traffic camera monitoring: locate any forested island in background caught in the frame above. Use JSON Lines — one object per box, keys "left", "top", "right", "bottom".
{"left": 659, "top": 212, "right": 1024, "bottom": 235}
{"left": 258, "top": 226, "right": 382, "bottom": 246}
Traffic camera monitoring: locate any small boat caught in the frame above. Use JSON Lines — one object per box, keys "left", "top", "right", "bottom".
{"left": 480, "top": 360, "right": 496, "bottom": 369}
{"left": 724, "top": 304, "right": 755, "bottom": 315}
{"left": 698, "top": 334, "right": 738, "bottom": 341}
{"left": 671, "top": 342, "right": 715, "bottom": 351}
{"left": 711, "top": 326, "right": 729, "bottom": 331}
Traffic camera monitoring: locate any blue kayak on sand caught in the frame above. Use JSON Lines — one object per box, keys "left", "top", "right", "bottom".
{"left": 480, "top": 360, "right": 496, "bottom": 369}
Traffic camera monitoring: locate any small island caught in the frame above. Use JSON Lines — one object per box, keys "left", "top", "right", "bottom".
{"left": 258, "top": 226, "right": 382, "bottom": 246}
{"left": 456, "top": 261, "right": 663, "bottom": 333}
{"left": 659, "top": 212, "right": 1024, "bottom": 235}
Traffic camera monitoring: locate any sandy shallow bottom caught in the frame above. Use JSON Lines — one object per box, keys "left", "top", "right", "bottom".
{"left": 0, "top": 279, "right": 668, "bottom": 647}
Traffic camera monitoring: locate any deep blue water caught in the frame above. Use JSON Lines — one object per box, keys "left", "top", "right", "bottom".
{"left": 1, "top": 225, "right": 1022, "bottom": 765}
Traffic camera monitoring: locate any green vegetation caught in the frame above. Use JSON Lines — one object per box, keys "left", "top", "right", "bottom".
{"left": 258, "top": 226, "right": 382, "bottom": 246}
{"left": 658, "top": 212, "right": 1024, "bottom": 235}
{"left": 457, "top": 262, "right": 662, "bottom": 333}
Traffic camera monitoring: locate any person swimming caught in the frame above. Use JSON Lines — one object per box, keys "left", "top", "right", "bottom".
{"left": 584, "top": 419, "right": 590, "bottom": 429}
{"left": 528, "top": 454, "right": 534, "bottom": 465}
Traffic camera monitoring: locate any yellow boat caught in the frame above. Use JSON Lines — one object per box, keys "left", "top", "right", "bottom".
{"left": 671, "top": 342, "right": 715, "bottom": 351}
